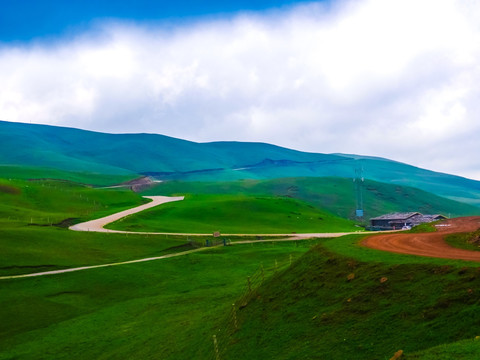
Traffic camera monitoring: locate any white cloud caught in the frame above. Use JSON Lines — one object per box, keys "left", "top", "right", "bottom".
{"left": 1, "top": 0, "right": 480, "bottom": 179}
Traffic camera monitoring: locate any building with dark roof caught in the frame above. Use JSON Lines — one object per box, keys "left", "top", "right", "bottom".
{"left": 370, "top": 212, "right": 447, "bottom": 230}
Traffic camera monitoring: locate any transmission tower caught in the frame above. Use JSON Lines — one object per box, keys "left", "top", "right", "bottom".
{"left": 353, "top": 163, "right": 364, "bottom": 219}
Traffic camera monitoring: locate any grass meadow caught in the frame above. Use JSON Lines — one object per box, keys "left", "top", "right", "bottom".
{"left": 3, "top": 175, "right": 480, "bottom": 359}
{"left": 0, "top": 176, "right": 321, "bottom": 359}
{"left": 0, "top": 242, "right": 314, "bottom": 359}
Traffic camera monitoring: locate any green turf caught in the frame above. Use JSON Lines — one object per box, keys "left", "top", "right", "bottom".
{"left": 106, "top": 193, "right": 359, "bottom": 234}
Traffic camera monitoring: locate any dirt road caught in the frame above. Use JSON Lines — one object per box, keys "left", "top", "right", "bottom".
{"left": 69, "top": 195, "right": 185, "bottom": 233}
{"left": 362, "top": 216, "right": 480, "bottom": 261}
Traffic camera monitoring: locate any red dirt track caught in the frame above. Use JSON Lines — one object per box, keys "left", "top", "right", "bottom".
{"left": 362, "top": 217, "right": 480, "bottom": 261}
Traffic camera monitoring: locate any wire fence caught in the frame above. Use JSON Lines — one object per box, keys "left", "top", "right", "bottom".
{"left": 211, "top": 252, "right": 299, "bottom": 360}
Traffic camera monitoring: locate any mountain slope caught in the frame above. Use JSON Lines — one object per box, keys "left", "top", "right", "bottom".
{"left": 1, "top": 120, "right": 480, "bottom": 206}
{"left": 0, "top": 120, "right": 342, "bottom": 174}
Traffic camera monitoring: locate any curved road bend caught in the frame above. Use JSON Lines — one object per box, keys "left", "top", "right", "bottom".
{"left": 69, "top": 195, "right": 185, "bottom": 233}
{"left": 362, "top": 216, "right": 480, "bottom": 261}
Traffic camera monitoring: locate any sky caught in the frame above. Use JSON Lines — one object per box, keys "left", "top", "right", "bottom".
{"left": 1, "top": 0, "right": 480, "bottom": 180}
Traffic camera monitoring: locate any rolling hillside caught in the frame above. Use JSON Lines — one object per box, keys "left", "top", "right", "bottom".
{"left": 1, "top": 120, "right": 480, "bottom": 206}
{"left": 218, "top": 242, "right": 480, "bottom": 359}
{"left": 106, "top": 194, "right": 359, "bottom": 234}
{"left": 142, "top": 177, "right": 480, "bottom": 220}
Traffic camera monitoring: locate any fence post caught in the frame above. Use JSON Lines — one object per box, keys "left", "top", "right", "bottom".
{"left": 232, "top": 303, "right": 238, "bottom": 330}
{"left": 213, "top": 335, "right": 220, "bottom": 360}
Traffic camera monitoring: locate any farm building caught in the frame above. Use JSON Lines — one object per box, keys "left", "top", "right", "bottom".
{"left": 370, "top": 212, "right": 447, "bottom": 230}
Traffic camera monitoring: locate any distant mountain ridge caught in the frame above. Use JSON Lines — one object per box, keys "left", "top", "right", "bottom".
{"left": 1, "top": 120, "right": 480, "bottom": 207}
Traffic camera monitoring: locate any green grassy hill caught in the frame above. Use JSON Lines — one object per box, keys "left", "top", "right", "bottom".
{"left": 106, "top": 194, "right": 358, "bottom": 234}
{"left": 0, "top": 178, "right": 146, "bottom": 226}
{"left": 218, "top": 241, "right": 480, "bottom": 359}
{"left": 142, "top": 177, "right": 480, "bottom": 220}
{"left": 2, "top": 120, "right": 480, "bottom": 206}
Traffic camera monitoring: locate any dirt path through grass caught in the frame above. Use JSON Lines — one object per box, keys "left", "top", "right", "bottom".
{"left": 0, "top": 196, "right": 402, "bottom": 280}
{"left": 362, "top": 216, "right": 480, "bottom": 261}
{"left": 1, "top": 195, "right": 366, "bottom": 280}
{"left": 0, "top": 247, "right": 210, "bottom": 280}
{"left": 0, "top": 235, "right": 351, "bottom": 280}
{"left": 69, "top": 195, "right": 185, "bottom": 233}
